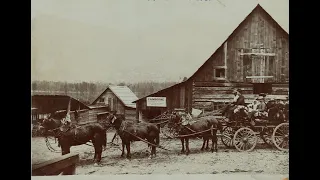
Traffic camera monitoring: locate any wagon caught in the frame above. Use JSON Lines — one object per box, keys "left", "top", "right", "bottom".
{"left": 219, "top": 108, "right": 289, "bottom": 152}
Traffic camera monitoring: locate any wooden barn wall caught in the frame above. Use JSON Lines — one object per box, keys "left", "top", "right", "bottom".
{"left": 68, "top": 110, "right": 97, "bottom": 125}
{"left": 191, "top": 7, "right": 289, "bottom": 83}
{"left": 125, "top": 109, "right": 137, "bottom": 122}
{"left": 192, "top": 81, "right": 288, "bottom": 111}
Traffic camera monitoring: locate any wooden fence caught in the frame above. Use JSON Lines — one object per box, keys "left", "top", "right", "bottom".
{"left": 32, "top": 153, "right": 79, "bottom": 176}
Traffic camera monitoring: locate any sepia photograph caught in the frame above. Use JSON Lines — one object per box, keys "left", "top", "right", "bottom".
{"left": 31, "top": 0, "right": 289, "bottom": 179}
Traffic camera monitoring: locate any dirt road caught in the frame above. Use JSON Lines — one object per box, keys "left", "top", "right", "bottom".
{"left": 31, "top": 132, "right": 289, "bottom": 175}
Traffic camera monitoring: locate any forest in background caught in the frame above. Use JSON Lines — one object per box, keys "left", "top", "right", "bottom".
{"left": 31, "top": 80, "right": 179, "bottom": 105}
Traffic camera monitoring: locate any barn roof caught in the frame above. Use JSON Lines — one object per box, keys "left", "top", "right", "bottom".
{"left": 91, "top": 85, "right": 138, "bottom": 109}
{"left": 31, "top": 94, "right": 91, "bottom": 114}
{"left": 186, "top": 4, "right": 288, "bottom": 82}
{"left": 133, "top": 4, "right": 288, "bottom": 103}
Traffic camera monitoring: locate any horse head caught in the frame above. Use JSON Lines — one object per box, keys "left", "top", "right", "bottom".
{"left": 167, "top": 112, "right": 182, "bottom": 129}
{"left": 38, "top": 117, "right": 62, "bottom": 136}
{"left": 106, "top": 112, "right": 123, "bottom": 130}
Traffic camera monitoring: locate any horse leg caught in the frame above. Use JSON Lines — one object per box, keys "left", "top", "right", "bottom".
{"left": 61, "top": 145, "right": 70, "bottom": 156}
{"left": 186, "top": 138, "right": 190, "bottom": 155}
{"left": 180, "top": 138, "right": 185, "bottom": 153}
{"left": 95, "top": 144, "right": 103, "bottom": 166}
{"left": 205, "top": 137, "right": 210, "bottom": 150}
{"left": 211, "top": 133, "right": 218, "bottom": 152}
{"left": 93, "top": 133, "right": 103, "bottom": 166}
{"left": 121, "top": 142, "right": 125, "bottom": 158}
{"left": 201, "top": 137, "right": 206, "bottom": 151}
{"left": 126, "top": 141, "right": 131, "bottom": 159}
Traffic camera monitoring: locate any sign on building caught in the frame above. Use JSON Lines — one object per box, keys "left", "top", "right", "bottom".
{"left": 146, "top": 97, "right": 167, "bottom": 107}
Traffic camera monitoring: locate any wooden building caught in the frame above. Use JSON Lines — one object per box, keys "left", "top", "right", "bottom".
{"left": 31, "top": 95, "right": 108, "bottom": 124}
{"left": 91, "top": 85, "right": 138, "bottom": 122}
{"left": 134, "top": 4, "right": 289, "bottom": 121}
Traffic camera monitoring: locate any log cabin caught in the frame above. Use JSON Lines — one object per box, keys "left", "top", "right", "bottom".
{"left": 91, "top": 85, "right": 138, "bottom": 122}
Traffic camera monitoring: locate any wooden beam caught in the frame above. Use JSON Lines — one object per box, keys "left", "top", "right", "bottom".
{"left": 240, "top": 52, "right": 276, "bottom": 56}
{"left": 213, "top": 65, "right": 227, "bottom": 69}
{"left": 32, "top": 153, "right": 79, "bottom": 176}
{"left": 246, "top": 76, "right": 274, "bottom": 79}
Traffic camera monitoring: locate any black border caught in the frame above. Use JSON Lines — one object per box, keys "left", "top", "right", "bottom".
{"left": 2, "top": 0, "right": 306, "bottom": 178}
{"left": 289, "top": 0, "right": 307, "bottom": 180}
{"left": 3, "top": 0, "right": 31, "bottom": 177}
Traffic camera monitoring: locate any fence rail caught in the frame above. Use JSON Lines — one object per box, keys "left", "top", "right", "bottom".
{"left": 32, "top": 153, "right": 79, "bottom": 176}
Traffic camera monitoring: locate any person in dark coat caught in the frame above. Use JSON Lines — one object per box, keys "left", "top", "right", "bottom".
{"left": 222, "top": 89, "right": 246, "bottom": 120}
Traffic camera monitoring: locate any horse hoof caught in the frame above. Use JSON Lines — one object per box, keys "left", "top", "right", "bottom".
{"left": 200, "top": 148, "right": 204, "bottom": 151}
{"left": 94, "top": 163, "right": 99, "bottom": 167}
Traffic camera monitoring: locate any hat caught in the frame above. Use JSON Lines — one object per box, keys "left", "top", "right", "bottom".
{"left": 259, "top": 93, "right": 266, "bottom": 97}
{"left": 232, "top": 89, "right": 238, "bottom": 93}
{"left": 256, "top": 96, "right": 263, "bottom": 100}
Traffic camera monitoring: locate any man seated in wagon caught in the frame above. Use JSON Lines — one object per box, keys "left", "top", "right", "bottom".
{"left": 222, "top": 89, "right": 246, "bottom": 121}
{"left": 248, "top": 95, "right": 268, "bottom": 120}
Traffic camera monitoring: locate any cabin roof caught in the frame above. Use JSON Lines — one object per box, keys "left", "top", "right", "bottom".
{"left": 91, "top": 85, "right": 138, "bottom": 109}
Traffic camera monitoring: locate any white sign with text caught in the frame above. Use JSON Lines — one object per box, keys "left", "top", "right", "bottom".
{"left": 146, "top": 97, "right": 167, "bottom": 107}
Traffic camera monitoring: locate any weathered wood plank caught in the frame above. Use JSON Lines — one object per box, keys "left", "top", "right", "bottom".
{"left": 194, "top": 86, "right": 253, "bottom": 91}
{"left": 193, "top": 90, "right": 253, "bottom": 96}
{"left": 272, "top": 87, "right": 289, "bottom": 92}
{"left": 193, "top": 82, "right": 253, "bottom": 87}
{"left": 32, "top": 153, "right": 79, "bottom": 176}
{"left": 193, "top": 94, "right": 257, "bottom": 99}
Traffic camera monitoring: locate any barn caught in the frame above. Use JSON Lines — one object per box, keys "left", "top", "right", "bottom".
{"left": 133, "top": 4, "right": 289, "bottom": 122}
{"left": 91, "top": 85, "right": 138, "bottom": 122}
{"left": 31, "top": 95, "right": 108, "bottom": 124}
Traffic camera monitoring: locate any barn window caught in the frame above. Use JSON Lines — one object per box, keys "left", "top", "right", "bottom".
{"left": 215, "top": 69, "right": 225, "bottom": 78}
{"left": 213, "top": 66, "right": 227, "bottom": 80}
{"left": 98, "top": 97, "right": 104, "bottom": 103}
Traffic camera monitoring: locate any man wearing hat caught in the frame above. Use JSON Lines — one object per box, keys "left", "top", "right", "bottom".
{"left": 222, "top": 89, "right": 246, "bottom": 120}
{"left": 248, "top": 95, "right": 267, "bottom": 119}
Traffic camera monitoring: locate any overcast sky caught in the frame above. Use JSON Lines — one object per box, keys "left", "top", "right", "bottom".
{"left": 31, "top": 0, "right": 289, "bottom": 83}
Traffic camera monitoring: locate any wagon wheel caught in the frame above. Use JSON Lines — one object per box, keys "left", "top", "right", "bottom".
{"left": 233, "top": 127, "right": 258, "bottom": 152}
{"left": 45, "top": 136, "right": 60, "bottom": 151}
{"left": 220, "top": 126, "right": 234, "bottom": 148}
{"left": 272, "top": 123, "right": 289, "bottom": 151}
{"left": 260, "top": 126, "right": 274, "bottom": 147}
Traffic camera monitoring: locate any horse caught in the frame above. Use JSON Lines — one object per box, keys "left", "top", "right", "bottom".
{"left": 105, "top": 113, "right": 160, "bottom": 159}
{"left": 168, "top": 113, "right": 222, "bottom": 155}
{"left": 38, "top": 117, "right": 109, "bottom": 166}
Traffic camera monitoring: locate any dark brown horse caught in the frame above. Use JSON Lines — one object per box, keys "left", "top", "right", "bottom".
{"left": 106, "top": 113, "right": 160, "bottom": 159}
{"left": 168, "top": 113, "right": 222, "bottom": 155}
{"left": 38, "top": 117, "right": 109, "bottom": 165}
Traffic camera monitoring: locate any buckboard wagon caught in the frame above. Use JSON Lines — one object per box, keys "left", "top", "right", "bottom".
{"left": 41, "top": 105, "right": 289, "bottom": 156}
{"left": 146, "top": 106, "right": 289, "bottom": 152}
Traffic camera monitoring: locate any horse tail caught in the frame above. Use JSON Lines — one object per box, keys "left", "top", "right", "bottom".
{"left": 217, "top": 120, "right": 223, "bottom": 132}
{"left": 102, "top": 129, "right": 107, "bottom": 147}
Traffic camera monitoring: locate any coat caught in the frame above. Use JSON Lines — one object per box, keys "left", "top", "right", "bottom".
{"left": 233, "top": 94, "right": 245, "bottom": 105}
